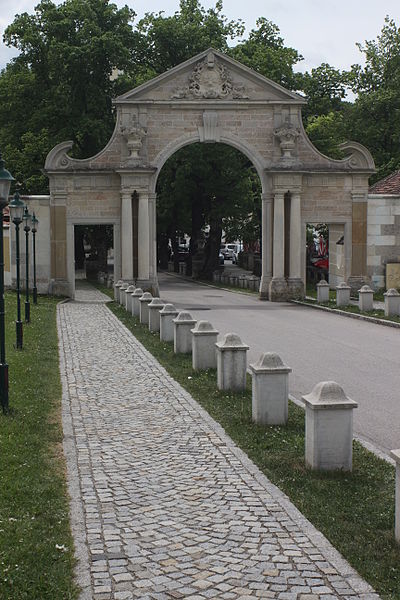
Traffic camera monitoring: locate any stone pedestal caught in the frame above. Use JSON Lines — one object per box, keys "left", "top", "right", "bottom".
{"left": 125, "top": 285, "right": 136, "bottom": 312}
{"left": 191, "top": 321, "right": 219, "bottom": 370}
{"left": 131, "top": 288, "right": 143, "bottom": 317}
{"left": 139, "top": 292, "right": 153, "bottom": 324}
{"left": 302, "top": 381, "right": 357, "bottom": 471}
{"left": 148, "top": 297, "right": 165, "bottom": 332}
{"left": 358, "top": 285, "right": 374, "bottom": 312}
{"left": 269, "top": 278, "right": 288, "bottom": 302}
{"left": 317, "top": 279, "right": 329, "bottom": 303}
{"left": 114, "top": 280, "right": 123, "bottom": 302}
{"left": 336, "top": 282, "right": 351, "bottom": 307}
{"left": 179, "top": 262, "right": 187, "bottom": 276}
{"left": 216, "top": 333, "right": 249, "bottom": 392}
{"left": 390, "top": 449, "right": 400, "bottom": 543}
{"left": 384, "top": 288, "right": 400, "bottom": 316}
{"left": 107, "top": 277, "right": 113, "bottom": 289}
{"left": 249, "top": 353, "right": 291, "bottom": 425}
{"left": 173, "top": 312, "right": 197, "bottom": 354}
{"left": 119, "top": 282, "right": 129, "bottom": 306}
{"left": 159, "top": 304, "right": 179, "bottom": 342}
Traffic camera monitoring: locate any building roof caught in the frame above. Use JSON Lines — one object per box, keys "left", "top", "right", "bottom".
{"left": 369, "top": 170, "right": 400, "bottom": 194}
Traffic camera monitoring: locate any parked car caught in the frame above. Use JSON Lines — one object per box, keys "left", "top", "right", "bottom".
{"left": 221, "top": 243, "right": 241, "bottom": 260}
{"left": 219, "top": 251, "right": 224, "bottom": 265}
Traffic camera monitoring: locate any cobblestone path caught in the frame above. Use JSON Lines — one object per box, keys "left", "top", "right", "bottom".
{"left": 58, "top": 285, "right": 379, "bottom": 600}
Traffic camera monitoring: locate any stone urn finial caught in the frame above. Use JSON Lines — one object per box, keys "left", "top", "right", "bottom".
{"left": 274, "top": 119, "right": 301, "bottom": 160}
{"left": 120, "top": 115, "right": 147, "bottom": 163}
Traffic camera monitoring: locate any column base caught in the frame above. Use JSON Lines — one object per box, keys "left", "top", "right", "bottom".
{"left": 269, "top": 277, "right": 288, "bottom": 302}
{"left": 287, "top": 277, "right": 305, "bottom": 300}
{"left": 347, "top": 275, "right": 369, "bottom": 296}
{"left": 135, "top": 277, "right": 160, "bottom": 297}
{"left": 259, "top": 275, "right": 272, "bottom": 300}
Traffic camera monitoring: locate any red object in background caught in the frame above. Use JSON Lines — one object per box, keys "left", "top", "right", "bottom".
{"left": 313, "top": 257, "right": 329, "bottom": 269}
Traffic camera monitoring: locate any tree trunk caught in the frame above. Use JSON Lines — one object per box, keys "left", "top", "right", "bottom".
{"left": 201, "top": 217, "right": 222, "bottom": 280}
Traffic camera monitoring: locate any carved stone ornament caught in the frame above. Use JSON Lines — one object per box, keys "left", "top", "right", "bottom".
{"left": 274, "top": 120, "right": 301, "bottom": 160}
{"left": 120, "top": 116, "right": 147, "bottom": 162}
{"left": 172, "top": 51, "right": 249, "bottom": 100}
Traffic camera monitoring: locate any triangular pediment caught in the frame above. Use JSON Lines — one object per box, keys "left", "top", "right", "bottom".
{"left": 115, "top": 48, "right": 305, "bottom": 105}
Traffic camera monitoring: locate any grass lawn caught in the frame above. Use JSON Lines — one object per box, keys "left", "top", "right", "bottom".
{"left": 102, "top": 285, "right": 400, "bottom": 600}
{"left": 0, "top": 293, "right": 78, "bottom": 600}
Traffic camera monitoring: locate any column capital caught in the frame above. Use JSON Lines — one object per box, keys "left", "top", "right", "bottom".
{"left": 351, "top": 192, "right": 367, "bottom": 203}
{"left": 261, "top": 192, "right": 274, "bottom": 203}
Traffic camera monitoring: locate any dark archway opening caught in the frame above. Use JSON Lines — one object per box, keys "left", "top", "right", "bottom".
{"left": 156, "top": 142, "right": 262, "bottom": 282}
{"left": 74, "top": 224, "right": 114, "bottom": 281}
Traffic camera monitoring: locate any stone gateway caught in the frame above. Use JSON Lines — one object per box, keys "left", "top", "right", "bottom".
{"left": 44, "top": 48, "right": 375, "bottom": 300}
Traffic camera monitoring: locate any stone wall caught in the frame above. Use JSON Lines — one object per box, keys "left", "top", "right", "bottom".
{"left": 367, "top": 194, "right": 400, "bottom": 289}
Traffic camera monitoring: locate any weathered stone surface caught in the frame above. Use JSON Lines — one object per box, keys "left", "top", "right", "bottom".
{"left": 216, "top": 333, "right": 249, "bottom": 391}
{"left": 249, "top": 353, "right": 291, "bottom": 425}
{"left": 147, "top": 297, "right": 165, "bottom": 332}
{"left": 191, "top": 320, "right": 219, "bottom": 370}
{"left": 173, "top": 311, "right": 196, "bottom": 354}
{"left": 159, "top": 304, "right": 179, "bottom": 342}
{"left": 139, "top": 292, "right": 152, "bottom": 324}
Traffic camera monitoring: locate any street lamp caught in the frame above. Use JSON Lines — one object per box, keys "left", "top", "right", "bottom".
{"left": 31, "top": 212, "right": 39, "bottom": 304}
{"left": 0, "top": 152, "right": 14, "bottom": 412}
{"left": 9, "top": 191, "right": 25, "bottom": 349}
{"left": 23, "top": 206, "right": 32, "bottom": 323}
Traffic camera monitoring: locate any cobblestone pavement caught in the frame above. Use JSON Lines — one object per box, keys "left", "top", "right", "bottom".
{"left": 58, "top": 285, "right": 379, "bottom": 600}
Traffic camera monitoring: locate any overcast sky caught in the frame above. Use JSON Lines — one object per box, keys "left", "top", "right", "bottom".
{"left": 0, "top": 0, "right": 399, "bottom": 72}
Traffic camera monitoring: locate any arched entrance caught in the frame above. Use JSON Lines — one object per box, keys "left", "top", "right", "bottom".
{"left": 45, "top": 48, "right": 375, "bottom": 300}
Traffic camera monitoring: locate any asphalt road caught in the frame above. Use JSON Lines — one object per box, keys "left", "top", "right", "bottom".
{"left": 158, "top": 272, "right": 400, "bottom": 458}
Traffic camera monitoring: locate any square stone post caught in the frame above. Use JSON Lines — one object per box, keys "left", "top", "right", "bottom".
{"left": 260, "top": 193, "right": 273, "bottom": 300}
{"left": 358, "top": 285, "right": 374, "bottom": 312}
{"left": 173, "top": 312, "right": 197, "bottom": 354}
{"left": 216, "top": 333, "right": 249, "bottom": 392}
{"left": 191, "top": 321, "right": 219, "bottom": 370}
{"left": 131, "top": 287, "right": 143, "bottom": 317}
{"left": 139, "top": 292, "right": 153, "bottom": 324}
{"left": 390, "top": 449, "right": 400, "bottom": 543}
{"left": 336, "top": 282, "right": 351, "bottom": 307}
{"left": 249, "top": 353, "right": 292, "bottom": 425}
{"left": 384, "top": 288, "right": 400, "bottom": 316}
{"left": 317, "top": 279, "right": 330, "bottom": 303}
{"left": 114, "top": 280, "right": 123, "bottom": 302}
{"left": 302, "top": 381, "right": 357, "bottom": 471}
{"left": 159, "top": 304, "right": 179, "bottom": 342}
{"left": 125, "top": 285, "right": 136, "bottom": 312}
{"left": 269, "top": 191, "right": 287, "bottom": 301}
{"left": 119, "top": 282, "right": 129, "bottom": 306}
{"left": 148, "top": 297, "right": 165, "bottom": 332}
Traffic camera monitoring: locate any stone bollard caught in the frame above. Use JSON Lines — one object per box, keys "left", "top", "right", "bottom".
{"left": 148, "top": 297, "right": 165, "bottom": 332}
{"left": 391, "top": 449, "right": 400, "bottom": 543}
{"left": 179, "top": 261, "right": 187, "bottom": 276}
{"left": 249, "top": 353, "right": 292, "bottom": 425}
{"left": 191, "top": 321, "right": 219, "bottom": 370}
{"left": 384, "top": 288, "right": 400, "bottom": 316}
{"left": 302, "top": 381, "right": 358, "bottom": 471}
{"left": 125, "top": 285, "right": 136, "bottom": 312}
{"left": 168, "top": 261, "right": 174, "bottom": 272}
{"left": 139, "top": 292, "right": 153, "bottom": 324}
{"left": 119, "top": 282, "right": 129, "bottom": 306}
{"left": 229, "top": 275, "right": 238, "bottom": 287}
{"left": 130, "top": 288, "right": 143, "bottom": 316}
{"left": 114, "top": 280, "right": 123, "bottom": 302}
{"left": 173, "top": 311, "right": 197, "bottom": 354}
{"left": 239, "top": 275, "right": 246, "bottom": 289}
{"left": 107, "top": 277, "right": 114, "bottom": 289}
{"left": 358, "top": 285, "right": 374, "bottom": 312}
{"left": 159, "top": 304, "right": 179, "bottom": 342}
{"left": 317, "top": 279, "right": 330, "bottom": 303}
{"left": 215, "top": 333, "right": 249, "bottom": 392}
{"left": 336, "top": 282, "right": 351, "bottom": 307}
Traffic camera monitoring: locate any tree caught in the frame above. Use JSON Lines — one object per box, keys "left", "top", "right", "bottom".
{"left": 1, "top": 0, "right": 139, "bottom": 192}
{"left": 348, "top": 17, "right": 400, "bottom": 181}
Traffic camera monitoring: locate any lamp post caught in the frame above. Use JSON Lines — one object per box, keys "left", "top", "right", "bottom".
{"left": 23, "top": 206, "right": 32, "bottom": 323}
{"left": 31, "top": 212, "right": 38, "bottom": 304}
{"left": 0, "top": 152, "right": 14, "bottom": 412}
{"left": 9, "top": 191, "right": 25, "bottom": 349}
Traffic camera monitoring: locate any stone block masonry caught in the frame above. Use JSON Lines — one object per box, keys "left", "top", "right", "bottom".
{"left": 57, "top": 285, "right": 379, "bottom": 599}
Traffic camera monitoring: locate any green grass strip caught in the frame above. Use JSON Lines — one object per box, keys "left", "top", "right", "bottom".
{"left": 105, "top": 290, "right": 400, "bottom": 600}
{"left": 0, "top": 293, "right": 78, "bottom": 600}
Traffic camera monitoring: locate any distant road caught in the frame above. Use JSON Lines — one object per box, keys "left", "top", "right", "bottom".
{"left": 159, "top": 272, "right": 400, "bottom": 458}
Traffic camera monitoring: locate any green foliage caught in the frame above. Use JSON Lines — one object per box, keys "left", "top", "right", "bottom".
{"left": 1, "top": 0, "right": 139, "bottom": 192}
{"left": 349, "top": 17, "right": 400, "bottom": 182}
{"left": 299, "top": 63, "right": 352, "bottom": 118}
{"left": 230, "top": 18, "right": 302, "bottom": 89}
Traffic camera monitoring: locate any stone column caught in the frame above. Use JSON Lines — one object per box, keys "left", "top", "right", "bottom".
{"left": 348, "top": 192, "right": 368, "bottom": 293}
{"left": 137, "top": 192, "right": 150, "bottom": 284}
{"left": 288, "top": 191, "right": 304, "bottom": 298}
{"left": 121, "top": 192, "right": 134, "bottom": 281}
{"left": 269, "top": 191, "right": 287, "bottom": 301}
{"left": 148, "top": 193, "right": 157, "bottom": 282}
{"left": 260, "top": 193, "right": 273, "bottom": 300}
